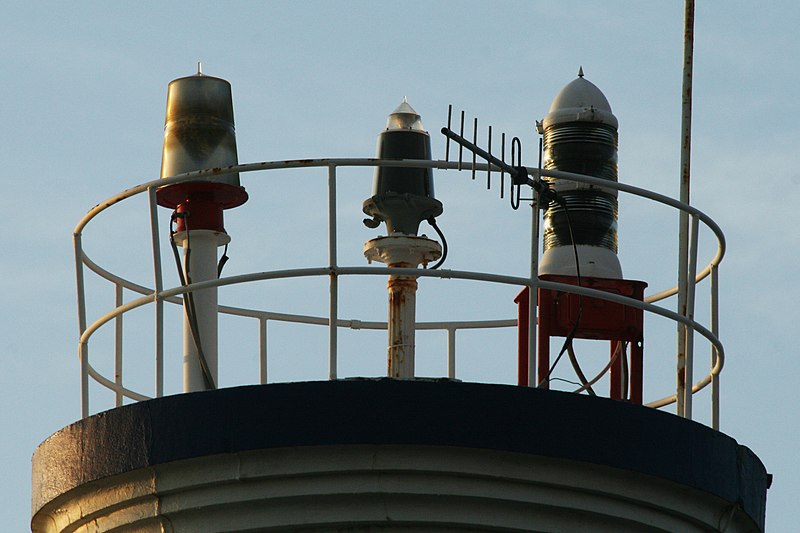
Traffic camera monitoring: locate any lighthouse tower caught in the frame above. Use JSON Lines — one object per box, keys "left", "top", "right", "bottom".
{"left": 31, "top": 72, "right": 768, "bottom": 532}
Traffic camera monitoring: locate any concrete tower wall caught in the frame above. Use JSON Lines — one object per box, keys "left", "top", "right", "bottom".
{"left": 32, "top": 380, "right": 768, "bottom": 532}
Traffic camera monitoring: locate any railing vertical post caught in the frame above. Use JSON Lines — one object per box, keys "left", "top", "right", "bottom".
{"left": 711, "top": 263, "right": 720, "bottom": 429}
{"left": 260, "top": 318, "right": 268, "bottom": 384}
{"left": 148, "top": 187, "right": 164, "bottom": 398}
{"left": 114, "top": 283, "right": 124, "bottom": 407}
{"left": 676, "top": 282, "right": 688, "bottom": 417}
{"left": 79, "top": 342, "right": 89, "bottom": 418}
{"left": 683, "top": 214, "right": 700, "bottom": 419}
{"left": 154, "top": 301, "right": 164, "bottom": 398}
{"left": 447, "top": 328, "right": 456, "bottom": 379}
{"left": 328, "top": 164, "right": 339, "bottom": 380}
{"left": 75, "top": 232, "right": 89, "bottom": 419}
{"left": 528, "top": 190, "right": 540, "bottom": 387}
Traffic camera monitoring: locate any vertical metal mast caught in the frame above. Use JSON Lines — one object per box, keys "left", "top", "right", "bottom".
{"left": 676, "top": 0, "right": 695, "bottom": 418}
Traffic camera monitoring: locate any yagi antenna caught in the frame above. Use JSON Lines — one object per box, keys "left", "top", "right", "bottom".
{"left": 442, "top": 105, "right": 555, "bottom": 210}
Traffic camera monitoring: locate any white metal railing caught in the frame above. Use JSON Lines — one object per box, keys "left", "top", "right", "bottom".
{"left": 74, "top": 158, "right": 725, "bottom": 428}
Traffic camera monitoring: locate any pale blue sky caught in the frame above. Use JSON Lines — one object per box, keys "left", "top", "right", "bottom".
{"left": 2, "top": 2, "right": 797, "bottom": 530}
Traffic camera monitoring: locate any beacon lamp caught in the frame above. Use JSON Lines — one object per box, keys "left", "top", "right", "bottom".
{"left": 156, "top": 69, "right": 248, "bottom": 392}
{"left": 363, "top": 98, "right": 443, "bottom": 379}
{"left": 518, "top": 71, "right": 647, "bottom": 404}
{"left": 538, "top": 68, "right": 621, "bottom": 279}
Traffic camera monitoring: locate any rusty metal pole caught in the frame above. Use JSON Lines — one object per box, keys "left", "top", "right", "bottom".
{"left": 387, "top": 274, "right": 418, "bottom": 378}
{"left": 676, "top": 0, "right": 695, "bottom": 418}
{"left": 364, "top": 235, "right": 442, "bottom": 380}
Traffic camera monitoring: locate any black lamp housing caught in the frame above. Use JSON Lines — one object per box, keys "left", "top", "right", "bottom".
{"left": 363, "top": 98, "right": 442, "bottom": 235}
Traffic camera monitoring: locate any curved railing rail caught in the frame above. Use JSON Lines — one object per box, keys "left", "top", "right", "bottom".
{"left": 74, "top": 158, "right": 724, "bottom": 428}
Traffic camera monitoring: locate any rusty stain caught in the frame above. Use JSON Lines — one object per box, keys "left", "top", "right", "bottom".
{"left": 677, "top": 367, "right": 686, "bottom": 388}
{"left": 680, "top": 0, "right": 695, "bottom": 189}
{"left": 282, "top": 158, "right": 332, "bottom": 167}
{"left": 387, "top": 274, "right": 417, "bottom": 379}
{"left": 390, "top": 291, "right": 407, "bottom": 307}
{"left": 388, "top": 276, "right": 417, "bottom": 292}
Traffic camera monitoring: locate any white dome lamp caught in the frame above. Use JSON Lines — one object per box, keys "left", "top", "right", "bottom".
{"left": 538, "top": 67, "right": 622, "bottom": 279}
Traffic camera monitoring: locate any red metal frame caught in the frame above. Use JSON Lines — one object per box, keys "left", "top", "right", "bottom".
{"left": 516, "top": 275, "right": 647, "bottom": 404}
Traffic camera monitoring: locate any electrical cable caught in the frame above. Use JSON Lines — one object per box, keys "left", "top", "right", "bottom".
{"left": 572, "top": 341, "right": 627, "bottom": 395}
{"left": 180, "top": 228, "right": 216, "bottom": 390}
{"left": 538, "top": 196, "right": 631, "bottom": 398}
{"left": 181, "top": 226, "right": 213, "bottom": 387}
{"left": 169, "top": 211, "right": 217, "bottom": 390}
{"left": 538, "top": 195, "right": 584, "bottom": 388}
{"left": 548, "top": 377, "right": 585, "bottom": 388}
{"left": 567, "top": 343, "right": 596, "bottom": 396}
{"left": 426, "top": 217, "right": 448, "bottom": 270}
{"left": 217, "top": 242, "right": 229, "bottom": 277}
{"left": 567, "top": 341, "right": 632, "bottom": 398}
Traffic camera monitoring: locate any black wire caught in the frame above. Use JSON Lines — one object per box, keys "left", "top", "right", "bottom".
{"left": 570, "top": 341, "right": 625, "bottom": 395}
{"left": 538, "top": 196, "right": 633, "bottom": 399}
{"left": 180, "top": 227, "right": 212, "bottom": 387}
{"left": 182, "top": 238, "right": 216, "bottom": 390}
{"left": 548, "top": 377, "right": 585, "bottom": 388}
{"left": 538, "top": 196, "right": 584, "bottom": 388}
{"left": 169, "top": 212, "right": 216, "bottom": 390}
{"left": 567, "top": 343, "right": 596, "bottom": 396}
{"left": 217, "top": 243, "right": 229, "bottom": 277}
{"left": 426, "top": 217, "right": 448, "bottom": 270}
